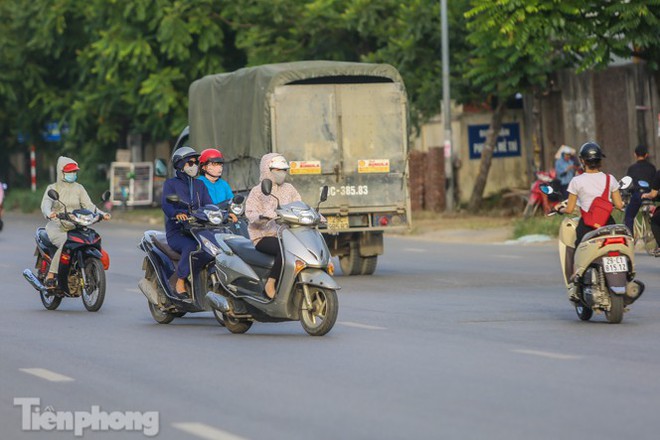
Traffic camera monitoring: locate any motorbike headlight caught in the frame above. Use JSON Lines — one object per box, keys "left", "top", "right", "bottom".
{"left": 298, "top": 210, "right": 317, "bottom": 225}
{"left": 204, "top": 209, "right": 223, "bottom": 225}
{"left": 230, "top": 204, "right": 244, "bottom": 216}
{"left": 74, "top": 213, "right": 95, "bottom": 226}
{"left": 201, "top": 237, "right": 221, "bottom": 256}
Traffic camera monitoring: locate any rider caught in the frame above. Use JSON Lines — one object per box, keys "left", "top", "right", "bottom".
{"left": 162, "top": 147, "right": 214, "bottom": 299}
{"left": 624, "top": 144, "right": 656, "bottom": 232}
{"left": 40, "top": 156, "right": 111, "bottom": 288}
{"left": 560, "top": 142, "right": 624, "bottom": 248}
{"left": 198, "top": 148, "right": 234, "bottom": 205}
{"left": 245, "top": 153, "right": 301, "bottom": 299}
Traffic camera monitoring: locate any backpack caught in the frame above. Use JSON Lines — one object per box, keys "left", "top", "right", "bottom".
{"left": 580, "top": 174, "right": 613, "bottom": 228}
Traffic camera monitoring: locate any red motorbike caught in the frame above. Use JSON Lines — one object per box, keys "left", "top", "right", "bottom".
{"left": 523, "top": 170, "right": 560, "bottom": 217}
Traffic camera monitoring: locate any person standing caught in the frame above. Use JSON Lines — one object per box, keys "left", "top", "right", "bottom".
{"left": 624, "top": 144, "right": 656, "bottom": 232}
{"left": 554, "top": 145, "right": 577, "bottom": 197}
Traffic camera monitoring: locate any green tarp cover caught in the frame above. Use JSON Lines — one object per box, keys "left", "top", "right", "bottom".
{"left": 188, "top": 61, "right": 403, "bottom": 191}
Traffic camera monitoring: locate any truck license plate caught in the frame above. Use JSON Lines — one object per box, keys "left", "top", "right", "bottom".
{"left": 603, "top": 256, "right": 628, "bottom": 273}
{"left": 327, "top": 216, "right": 349, "bottom": 230}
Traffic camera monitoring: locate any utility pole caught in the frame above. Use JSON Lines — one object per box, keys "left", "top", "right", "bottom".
{"left": 441, "top": 0, "right": 454, "bottom": 211}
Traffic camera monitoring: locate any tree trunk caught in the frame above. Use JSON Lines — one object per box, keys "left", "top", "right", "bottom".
{"left": 468, "top": 100, "right": 507, "bottom": 211}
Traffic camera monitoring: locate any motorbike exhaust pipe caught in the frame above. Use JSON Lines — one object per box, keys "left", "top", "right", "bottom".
{"left": 23, "top": 269, "right": 46, "bottom": 293}
{"left": 205, "top": 292, "right": 230, "bottom": 313}
{"left": 138, "top": 278, "right": 160, "bottom": 306}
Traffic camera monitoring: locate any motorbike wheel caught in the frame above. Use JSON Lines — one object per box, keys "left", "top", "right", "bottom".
{"left": 605, "top": 295, "right": 624, "bottom": 324}
{"left": 172, "top": 312, "right": 187, "bottom": 318}
{"left": 300, "top": 287, "right": 338, "bottom": 336}
{"left": 212, "top": 310, "right": 226, "bottom": 327}
{"left": 575, "top": 304, "right": 593, "bottom": 321}
{"left": 148, "top": 301, "right": 175, "bottom": 324}
{"left": 40, "top": 291, "right": 62, "bottom": 310}
{"left": 339, "top": 243, "right": 361, "bottom": 276}
{"left": 82, "top": 258, "right": 105, "bottom": 312}
{"left": 523, "top": 201, "right": 539, "bottom": 218}
{"left": 223, "top": 315, "right": 252, "bottom": 334}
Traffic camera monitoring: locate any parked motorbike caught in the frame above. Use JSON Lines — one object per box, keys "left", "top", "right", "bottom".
{"left": 205, "top": 179, "right": 340, "bottom": 336}
{"left": 542, "top": 183, "right": 644, "bottom": 323}
{"left": 137, "top": 198, "right": 231, "bottom": 324}
{"left": 23, "top": 189, "right": 111, "bottom": 311}
{"left": 523, "top": 170, "right": 560, "bottom": 217}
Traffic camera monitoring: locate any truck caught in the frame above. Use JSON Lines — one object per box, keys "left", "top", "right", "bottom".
{"left": 183, "top": 61, "right": 411, "bottom": 275}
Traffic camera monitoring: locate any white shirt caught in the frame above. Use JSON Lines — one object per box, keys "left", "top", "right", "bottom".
{"left": 567, "top": 172, "right": 619, "bottom": 212}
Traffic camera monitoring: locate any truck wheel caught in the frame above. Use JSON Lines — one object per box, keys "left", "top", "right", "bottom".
{"left": 339, "top": 244, "right": 361, "bottom": 276}
{"left": 360, "top": 256, "right": 378, "bottom": 275}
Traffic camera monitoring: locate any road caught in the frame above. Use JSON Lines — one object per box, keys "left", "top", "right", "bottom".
{"left": 1, "top": 211, "right": 660, "bottom": 439}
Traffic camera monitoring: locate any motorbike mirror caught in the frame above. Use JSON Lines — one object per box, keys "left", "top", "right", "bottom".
{"left": 47, "top": 189, "right": 60, "bottom": 201}
{"left": 166, "top": 194, "right": 181, "bottom": 204}
{"left": 638, "top": 180, "right": 650, "bottom": 189}
{"left": 539, "top": 184, "right": 554, "bottom": 195}
{"left": 320, "top": 186, "right": 328, "bottom": 203}
{"left": 101, "top": 190, "right": 111, "bottom": 202}
{"left": 619, "top": 176, "right": 633, "bottom": 190}
{"left": 261, "top": 179, "right": 272, "bottom": 196}
{"left": 233, "top": 194, "right": 245, "bottom": 204}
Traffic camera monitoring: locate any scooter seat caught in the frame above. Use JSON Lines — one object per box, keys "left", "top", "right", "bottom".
{"left": 145, "top": 230, "right": 181, "bottom": 262}
{"left": 36, "top": 228, "right": 56, "bottom": 252}
{"left": 224, "top": 236, "right": 275, "bottom": 269}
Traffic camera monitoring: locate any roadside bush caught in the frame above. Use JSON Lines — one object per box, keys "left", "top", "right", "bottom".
{"left": 4, "top": 186, "right": 47, "bottom": 213}
{"left": 512, "top": 215, "right": 564, "bottom": 239}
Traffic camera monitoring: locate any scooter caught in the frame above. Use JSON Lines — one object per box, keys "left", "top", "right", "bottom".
{"left": 23, "top": 189, "right": 111, "bottom": 311}
{"left": 542, "top": 183, "right": 644, "bottom": 323}
{"left": 220, "top": 194, "right": 249, "bottom": 239}
{"left": 137, "top": 199, "right": 231, "bottom": 324}
{"left": 523, "top": 170, "right": 560, "bottom": 217}
{"left": 205, "top": 180, "right": 340, "bottom": 336}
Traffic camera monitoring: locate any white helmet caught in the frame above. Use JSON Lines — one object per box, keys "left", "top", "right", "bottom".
{"left": 269, "top": 155, "right": 290, "bottom": 170}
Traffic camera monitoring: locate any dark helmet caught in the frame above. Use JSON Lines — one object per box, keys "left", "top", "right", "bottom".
{"left": 171, "top": 147, "right": 199, "bottom": 169}
{"left": 579, "top": 141, "right": 605, "bottom": 165}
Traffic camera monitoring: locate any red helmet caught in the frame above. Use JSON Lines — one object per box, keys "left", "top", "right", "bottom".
{"left": 199, "top": 148, "right": 224, "bottom": 167}
{"left": 62, "top": 162, "right": 79, "bottom": 173}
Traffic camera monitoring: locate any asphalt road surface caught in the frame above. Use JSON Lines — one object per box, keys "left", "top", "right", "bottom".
{"left": 1, "top": 212, "right": 660, "bottom": 440}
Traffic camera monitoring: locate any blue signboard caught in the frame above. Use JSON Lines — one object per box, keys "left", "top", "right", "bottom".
{"left": 468, "top": 122, "right": 521, "bottom": 159}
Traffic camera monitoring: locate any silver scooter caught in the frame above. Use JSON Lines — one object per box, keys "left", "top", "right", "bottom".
{"left": 206, "top": 180, "right": 340, "bottom": 336}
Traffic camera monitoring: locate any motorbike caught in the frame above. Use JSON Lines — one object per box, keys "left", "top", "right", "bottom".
{"left": 220, "top": 194, "right": 249, "bottom": 239}
{"left": 137, "top": 198, "right": 231, "bottom": 324}
{"left": 23, "top": 189, "right": 111, "bottom": 311}
{"left": 619, "top": 176, "right": 656, "bottom": 254}
{"left": 205, "top": 179, "right": 340, "bottom": 336}
{"left": 523, "top": 170, "right": 560, "bottom": 217}
{"left": 542, "top": 182, "right": 644, "bottom": 323}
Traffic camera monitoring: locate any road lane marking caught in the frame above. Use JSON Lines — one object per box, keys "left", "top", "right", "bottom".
{"left": 172, "top": 423, "right": 248, "bottom": 440}
{"left": 511, "top": 349, "right": 582, "bottom": 360}
{"left": 20, "top": 368, "right": 74, "bottom": 382}
{"left": 339, "top": 321, "right": 387, "bottom": 330}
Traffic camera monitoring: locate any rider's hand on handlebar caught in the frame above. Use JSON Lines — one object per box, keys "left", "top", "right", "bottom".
{"left": 102, "top": 213, "right": 111, "bottom": 221}
{"left": 175, "top": 213, "right": 189, "bottom": 222}
{"left": 48, "top": 211, "right": 57, "bottom": 219}
{"left": 228, "top": 213, "right": 238, "bottom": 223}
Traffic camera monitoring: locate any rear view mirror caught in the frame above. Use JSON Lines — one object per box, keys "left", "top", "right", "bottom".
{"left": 619, "top": 176, "right": 633, "bottom": 191}
{"left": 47, "top": 189, "right": 60, "bottom": 201}
{"left": 320, "top": 186, "right": 328, "bottom": 203}
{"left": 638, "top": 180, "right": 650, "bottom": 189}
{"left": 233, "top": 195, "right": 245, "bottom": 204}
{"left": 539, "top": 184, "right": 554, "bottom": 195}
{"left": 261, "top": 179, "right": 272, "bottom": 196}
{"left": 154, "top": 158, "right": 167, "bottom": 177}
{"left": 101, "top": 190, "right": 111, "bottom": 202}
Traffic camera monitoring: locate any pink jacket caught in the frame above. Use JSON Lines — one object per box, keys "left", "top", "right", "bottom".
{"left": 245, "top": 153, "right": 302, "bottom": 244}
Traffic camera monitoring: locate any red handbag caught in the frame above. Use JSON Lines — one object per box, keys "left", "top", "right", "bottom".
{"left": 580, "top": 174, "right": 613, "bottom": 228}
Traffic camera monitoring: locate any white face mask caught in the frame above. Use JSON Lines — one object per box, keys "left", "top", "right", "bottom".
{"left": 271, "top": 169, "right": 287, "bottom": 185}
{"left": 183, "top": 164, "right": 199, "bottom": 177}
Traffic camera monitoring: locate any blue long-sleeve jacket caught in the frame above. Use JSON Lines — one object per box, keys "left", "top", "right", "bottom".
{"left": 162, "top": 170, "right": 213, "bottom": 238}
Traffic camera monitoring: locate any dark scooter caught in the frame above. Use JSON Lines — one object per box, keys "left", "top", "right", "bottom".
{"left": 137, "top": 198, "right": 231, "bottom": 324}
{"left": 23, "top": 189, "right": 110, "bottom": 311}
{"left": 205, "top": 180, "right": 340, "bottom": 336}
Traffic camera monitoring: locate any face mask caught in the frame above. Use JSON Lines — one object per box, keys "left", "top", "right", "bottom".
{"left": 63, "top": 172, "right": 77, "bottom": 183}
{"left": 271, "top": 169, "right": 287, "bottom": 185}
{"left": 183, "top": 164, "right": 199, "bottom": 177}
